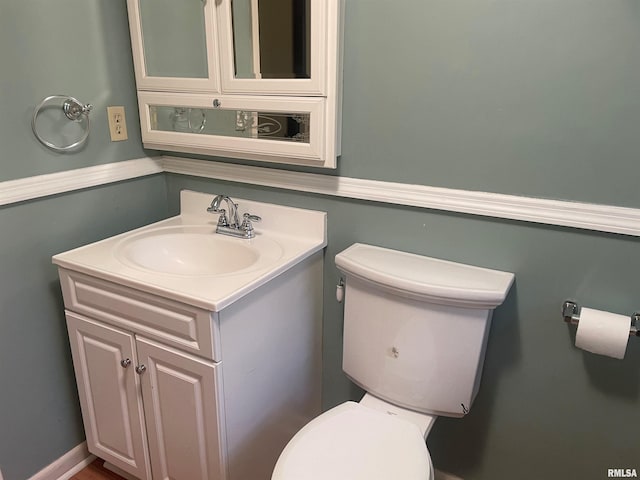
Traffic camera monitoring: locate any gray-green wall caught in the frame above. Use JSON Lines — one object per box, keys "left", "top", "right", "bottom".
{"left": 165, "top": 1, "right": 640, "bottom": 479}
{"left": 0, "top": 2, "right": 167, "bottom": 479}
{"left": 164, "top": 174, "right": 640, "bottom": 479}
{"left": 0, "top": 1, "right": 151, "bottom": 181}
{"left": 337, "top": 0, "right": 640, "bottom": 208}
{"left": 2, "top": 1, "right": 640, "bottom": 479}
{"left": 0, "top": 180, "right": 168, "bottom": 480}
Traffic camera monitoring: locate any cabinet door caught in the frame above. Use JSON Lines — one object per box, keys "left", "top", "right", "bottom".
{"left": 138, "top": 91, "right": 333, "bottom": 167}
{"left": 66, "top": 313, "right": 151, "bottom": 480}
{"left": 127, "top": 0, "right": 220, "bottom": 93}
{"left": 217, "top": 0, "right": 335, "bottom": 96}
{"left": 136, "top": 337, "right": 227, "bottom": 480}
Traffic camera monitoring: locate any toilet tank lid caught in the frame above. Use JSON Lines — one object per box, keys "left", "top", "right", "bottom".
{"left": 335, "top": 243, "right": 514, "bottom": 308}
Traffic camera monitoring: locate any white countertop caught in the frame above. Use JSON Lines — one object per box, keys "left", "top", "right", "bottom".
{"left": 53, "top": 190, "right": 327, "bottom": 311}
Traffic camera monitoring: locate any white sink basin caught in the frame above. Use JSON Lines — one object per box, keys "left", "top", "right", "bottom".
{"left": 115, "top": 226, "right": 283, "bottom": 276}
{"left": 53, "top": 191, "right": 326, "bottom": 311}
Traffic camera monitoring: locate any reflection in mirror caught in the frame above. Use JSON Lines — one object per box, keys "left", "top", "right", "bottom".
{"left": 232, "top": 0, "right": 311, "bottom": 80}
{"left": 139, "top": 0, "right": 208, "bottom": 78}
{"left": 149, "top": 105, "right": 310, "bottom": 143}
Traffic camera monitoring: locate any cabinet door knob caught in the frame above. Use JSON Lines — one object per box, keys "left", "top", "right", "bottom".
{"left": 213, "top": 99, "right": 221, "bottom": 108}
{"left": 120, "top": 358, "right": 132, "bottom": 368}
{"left": 135, "top": 365, "right": 147, "bottom": 375}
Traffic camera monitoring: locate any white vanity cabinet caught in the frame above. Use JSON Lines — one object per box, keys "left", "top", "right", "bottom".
{"left": 65, "top": 314, "right": 152, "bottom": 480}
{"left": 126, "top": 0, "right": 343, "bottom": 168}
{"left": 58, "top": 253, "right": 323, "bottom": 480}
{"left": 66, "top": 313, "right": 224, "bottom": 480}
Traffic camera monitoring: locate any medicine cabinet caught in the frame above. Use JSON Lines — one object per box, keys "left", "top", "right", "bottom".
{"left": 126, "top": 0, "right": 343, "bottom": 168}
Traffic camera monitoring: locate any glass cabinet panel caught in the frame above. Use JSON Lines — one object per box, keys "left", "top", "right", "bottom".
{"left": 231, "top": 0, "right": 311, "bottom": 80}
{"left": 217, "top": 0, "right": 327, "bottom": 95}
{"left": 139, "top": 0, "right": 209, "bottom": 78}
{"left": 138, "top": 92, "right": 326, "bottom": 165}
{"left": 127, "top": 0, "right": 220, "bottom": 92}
{"left": 149, "top": 106, "right": 311, "bottom": 143}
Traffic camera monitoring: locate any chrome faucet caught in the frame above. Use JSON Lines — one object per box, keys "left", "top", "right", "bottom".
{"left": 207, "top": 195, "right": 261, "bottom": 239}
{"left": 208, "top": 194, "right": 240, "bottom": 227}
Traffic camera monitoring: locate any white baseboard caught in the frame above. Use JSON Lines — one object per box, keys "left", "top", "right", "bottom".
{"left": 25, "top": 444, "right": 459, "bottom": 480}
{"left": 28, "top": 443, "right": 95, "bottom": 480}
{"left": 104, "top": 462, "right": 138, "bottom": 480}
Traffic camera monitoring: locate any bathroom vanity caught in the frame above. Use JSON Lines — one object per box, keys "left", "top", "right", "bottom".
{"left": 53, "top": 191, "right": 326, "bottom": 480}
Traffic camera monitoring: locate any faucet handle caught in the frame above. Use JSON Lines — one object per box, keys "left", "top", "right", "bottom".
{"left": 215, "top": 209, "right": 229, "bottom": 227}
{"left": 243, "top": 213, "right": 261, "bottom": 223}
{"left": 241, "top": 213, "right": 261, "bottom": 238}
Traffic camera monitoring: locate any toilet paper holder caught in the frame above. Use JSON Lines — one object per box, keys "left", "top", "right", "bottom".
{"left": 562, "top": 300, "right": 640, "bottom": 337}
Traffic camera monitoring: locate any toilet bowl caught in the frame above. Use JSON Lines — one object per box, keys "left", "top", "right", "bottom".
{"left": 272, "top": 394, "right": 435, "bottom": 480}
{"left": 272, "top": 243, "right": 514, "bottom": 480}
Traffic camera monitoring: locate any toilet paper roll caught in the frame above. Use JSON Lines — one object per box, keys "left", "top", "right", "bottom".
{"left": 575, "top": 307, "right": 631, "bottom": 359}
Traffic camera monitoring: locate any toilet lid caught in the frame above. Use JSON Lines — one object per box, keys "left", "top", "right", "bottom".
{"left": 272, "top": 402, "right": 432, "bottom": 480}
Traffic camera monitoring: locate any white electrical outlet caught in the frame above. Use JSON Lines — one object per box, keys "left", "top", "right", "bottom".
{"left": 107, "top": 106, "right": 128, "bottom": 141}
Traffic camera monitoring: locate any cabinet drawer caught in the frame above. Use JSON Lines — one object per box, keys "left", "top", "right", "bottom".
{"left": 138, "top": 92, "right": 328, "bottom": 166}
{"left": 59, "top": 269, "right": 220, "bottom": 361}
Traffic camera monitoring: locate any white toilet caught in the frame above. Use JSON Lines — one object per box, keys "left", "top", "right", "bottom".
{"left": 272, "top": 243, "right": 514, "bottom": 480}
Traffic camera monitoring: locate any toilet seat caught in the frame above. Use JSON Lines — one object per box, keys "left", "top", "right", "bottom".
{"left": 272, "top": 402, "right": 433, "bottom": 480}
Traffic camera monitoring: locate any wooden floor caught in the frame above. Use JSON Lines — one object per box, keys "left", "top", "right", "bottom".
{"left": 69, "top": 459, "right": 127, "bottom": 480}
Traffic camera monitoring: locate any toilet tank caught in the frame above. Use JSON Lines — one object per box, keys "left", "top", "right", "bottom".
{"left": 335, "top": 244, "right": 514, "bottom": 418}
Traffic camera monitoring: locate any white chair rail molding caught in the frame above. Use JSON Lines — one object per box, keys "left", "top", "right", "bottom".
{"left": 4, "top": 156, "right": 640, "bottom": 238}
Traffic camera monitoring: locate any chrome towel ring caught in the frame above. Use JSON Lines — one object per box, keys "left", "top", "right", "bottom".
{"left": 32, "top": 95, "right": 93, "bottom": 152}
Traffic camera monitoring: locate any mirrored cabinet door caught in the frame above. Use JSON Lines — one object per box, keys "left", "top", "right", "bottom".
{"left": 217, "top": 0, "right": 336, "bottom": 95}
{"left": 127, "top": 0, "right": 221, "bottom": 92}
{"left": 126, "top": 0, "right": 342, "bottom": 168}
{"left": 138, "top": 92, "right": 329, "bottom": 165}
